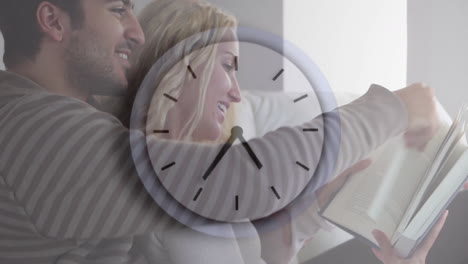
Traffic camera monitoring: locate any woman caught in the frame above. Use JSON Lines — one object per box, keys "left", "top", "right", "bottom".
{"left": 127, "top": 0, "right": 240, "bottom": 143}
{"left": 123, "top": 0, "right": 442, "bottom": 263}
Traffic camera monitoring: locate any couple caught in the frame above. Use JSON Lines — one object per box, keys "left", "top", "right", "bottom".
{"left": 0, "top": 0, "right": 444, "bottom": 263}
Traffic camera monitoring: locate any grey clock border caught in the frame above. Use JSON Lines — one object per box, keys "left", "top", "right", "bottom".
{"left": 128, "top": 26, "right": 342, "bottom": 238}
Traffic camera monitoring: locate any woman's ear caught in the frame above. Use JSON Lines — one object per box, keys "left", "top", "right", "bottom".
{"left": 36, "top": 2, "right": 70, "bottom": 42}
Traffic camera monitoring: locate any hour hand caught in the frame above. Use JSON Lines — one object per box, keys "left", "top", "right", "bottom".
{"left": 235, "top": 127, "right": 263, "bottom": 170}
{"left": 202, "top": 132, "right": 237, "bottom": 181}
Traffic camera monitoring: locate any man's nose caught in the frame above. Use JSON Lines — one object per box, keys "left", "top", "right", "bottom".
{"left": 125, "top": 12, "right": 145, "bottom": 47}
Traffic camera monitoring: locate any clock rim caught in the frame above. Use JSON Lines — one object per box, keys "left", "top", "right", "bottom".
{"left": 129, "top": 25, "right": 341, "bottom": 238}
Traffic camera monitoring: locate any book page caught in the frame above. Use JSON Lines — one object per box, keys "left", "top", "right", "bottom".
{"left": 395, "top": 107, "right": 467, "bottom": 239}
{"left": 403, "top": 149, "right": 468, "bottom": 240}
{"left": 321, "top": 119, "right": 452, "bottom": 242}
{"left": 321, "top": 136, "right": 438, "bottom": 243}
{"left": 418, "top": 138, "right": 466, "bottom": 209}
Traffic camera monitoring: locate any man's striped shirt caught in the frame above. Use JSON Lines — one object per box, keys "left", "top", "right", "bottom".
{"left": 0, "top": 70, "right": 407, "bottom": 263}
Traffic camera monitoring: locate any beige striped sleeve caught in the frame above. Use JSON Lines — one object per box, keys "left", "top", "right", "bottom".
{"left": 0, "top": 92, "right": 168, "bottom": 239}
{"left": 0, "top": 85, "right": 407, "bottom": 240}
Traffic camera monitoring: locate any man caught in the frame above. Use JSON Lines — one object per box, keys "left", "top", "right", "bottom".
{"left": 0, "top": 0, "right": 442, "bottom": 263}
{"left": 1, "top": 0, "right": 144, "bottom": 99}
{"left": 0, "top": 1, "right": 164, "bottom": 263}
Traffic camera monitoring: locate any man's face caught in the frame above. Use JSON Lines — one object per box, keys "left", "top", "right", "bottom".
{"left": 64, "top": 0, "right": 145, "bottom": 96}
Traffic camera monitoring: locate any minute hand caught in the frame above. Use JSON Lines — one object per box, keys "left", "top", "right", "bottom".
{"left": 236, "top": 128, "right": 263, "bottom": 169}
{"left": 202, "top": 132, "right": 237, "bottom": 181}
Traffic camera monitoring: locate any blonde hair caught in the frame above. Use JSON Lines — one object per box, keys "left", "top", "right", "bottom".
{"left": 129, "top": 0, "right": 238, "bottom": 141}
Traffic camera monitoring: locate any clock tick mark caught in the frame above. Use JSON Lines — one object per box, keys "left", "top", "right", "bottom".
{"left": 193, "top": 188, "right": 203, "bottom": 201}
{"left": 303, "top": 128, "right": 319, "bottom": 132}
{"left": 187, "top": 65, "right": 197, "bottom": 79}
{"left": 235, "top": 195, "right": 239, "bottom": 211}
{"left": 271, "top": 186, "right": 281, "bottom": 200}
{"left": 296, "top": 161, "right": 310, "bottom": 171}
{"left": 272, "top": 69, "right": 284, "bottom": 81}
{"left": 293, "top": 94, "right": 308, "bottom": 103}
{"left": 161, "top": 162, "right": 176, "bottom": 171}
{"left": 153, "top": 130, "right": 170, "bottom": 134}
{"left": 164, "top": 93, "right": 178, "bottom": 103}
{"left": 234, "top": 56, "right": 238, "bottom": 71}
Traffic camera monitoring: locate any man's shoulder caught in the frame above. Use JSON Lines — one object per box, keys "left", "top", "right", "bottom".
{"left": 0, "top": 70, "right": 124, "bottom": 128}
{"left": 0, "top": 70, "right": 46, "bottom": 96}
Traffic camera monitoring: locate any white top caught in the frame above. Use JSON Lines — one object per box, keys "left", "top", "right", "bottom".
{"left": 0, "top": 70, "right": 407, "bottom": 263}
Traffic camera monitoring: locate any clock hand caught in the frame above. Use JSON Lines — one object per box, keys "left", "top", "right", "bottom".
{"left": 234, "top": 126, "right": 263, "bottom": 170}
{"left": 202, "top": 126, "right": 262, "bottom": 181}
{"left": 202, "top": 129, "right": 237, "bottom": 181}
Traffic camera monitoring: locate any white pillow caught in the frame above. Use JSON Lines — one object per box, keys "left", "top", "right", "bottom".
{"left": 237, "top": 90, "right": 359, "bottom": 140}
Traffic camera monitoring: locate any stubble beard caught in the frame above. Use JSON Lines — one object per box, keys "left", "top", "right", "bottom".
{"left": 64, "top": 31, "right": 127, "bottom": 97}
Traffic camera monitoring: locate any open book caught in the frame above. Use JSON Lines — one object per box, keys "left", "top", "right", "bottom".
{"left": 320, "top": 106, "right": 468, "bottom": 258}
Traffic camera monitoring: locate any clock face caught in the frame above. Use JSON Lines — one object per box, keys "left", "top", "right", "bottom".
{"left": 130, "top": 27, "right": 339, "bottom": 228}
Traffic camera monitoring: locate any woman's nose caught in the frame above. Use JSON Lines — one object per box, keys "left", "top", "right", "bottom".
{"left": 228, "top": 79, "right": 241, "bottom": 103}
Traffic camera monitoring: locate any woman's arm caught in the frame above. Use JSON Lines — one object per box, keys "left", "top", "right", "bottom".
{"left": 145, "top": 85, "right": 411, "bottom": 222}
{"left": 0, "top": 83, "right": 434, "bottom": 240}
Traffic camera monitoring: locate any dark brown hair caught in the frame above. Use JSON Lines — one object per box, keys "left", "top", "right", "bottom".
{"left": 0, "top": 0, "right": 83, "bottom": 68}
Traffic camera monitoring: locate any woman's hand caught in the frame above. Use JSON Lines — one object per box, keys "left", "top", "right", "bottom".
{"left": 394, "top": 83, "right": 439, "bottom": 151}
{"left": 371, "top": 210, "right": 448, "bottom": 264}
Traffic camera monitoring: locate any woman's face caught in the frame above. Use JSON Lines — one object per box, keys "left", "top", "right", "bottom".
{"left": 174, "top": 35, "right": 241, "bottom": 141}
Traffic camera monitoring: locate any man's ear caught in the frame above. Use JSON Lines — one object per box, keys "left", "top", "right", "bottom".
{"left": 36, "top": 2, "right": 71, "bottom": 42}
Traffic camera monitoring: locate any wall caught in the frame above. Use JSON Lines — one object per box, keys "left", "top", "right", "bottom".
{"left": 207, "top": 0, "right": 408, "bottom": 95}
{"left": 406, "top": 1, "right": 468, "bottom": 263}
{"left": 407, "top": 0, "right": 468, "bottom": 117}
{"left": 284, "top": 0, "right": 407, "bottom": 94}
